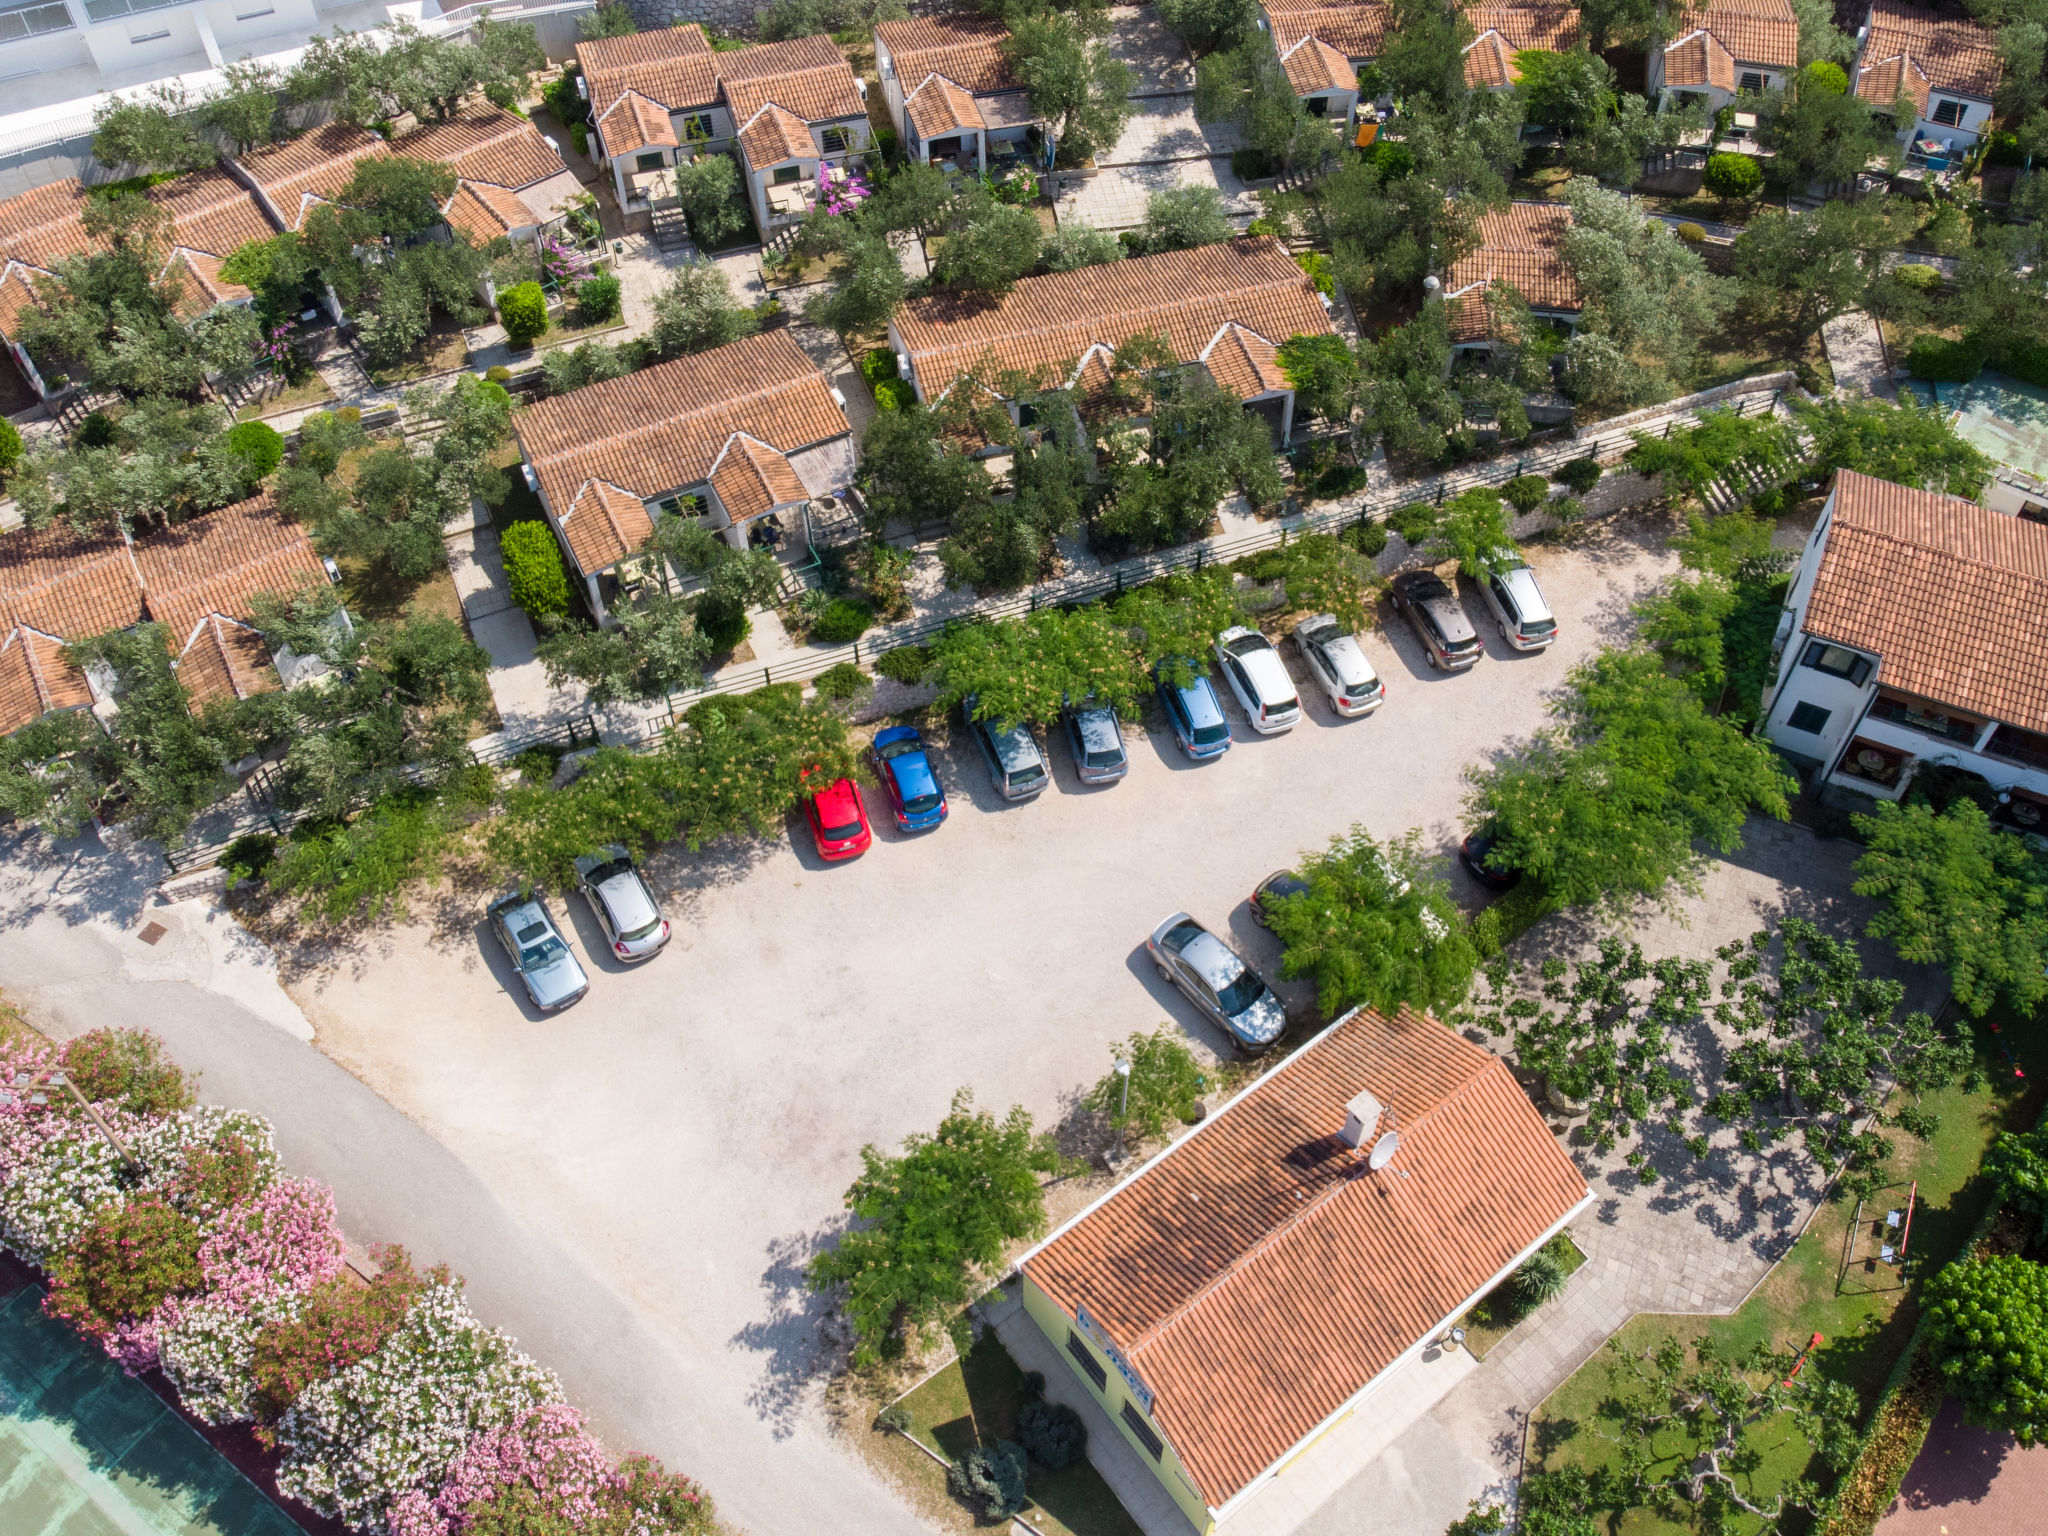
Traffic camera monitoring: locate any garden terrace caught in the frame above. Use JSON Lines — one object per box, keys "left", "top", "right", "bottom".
{"left": 395, "top": 107, "right": 583, "bottom": 245}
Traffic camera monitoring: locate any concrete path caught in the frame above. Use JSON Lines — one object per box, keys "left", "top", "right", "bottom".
{"left": 445, "top": 523, "right": 588, "bottom": 737}
{"left": 1056, "top": 155, "right": 1258, "bottom": 232}
{"left": 1823, "top": 310, "right": 1897, "bottom": 400}
{"left": 1095, "top": 96, "right": 1243, "bottom": 166}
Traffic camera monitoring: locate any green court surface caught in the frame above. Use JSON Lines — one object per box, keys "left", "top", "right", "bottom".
{"left": 1920, "top": 370, "right": 2048, "bottom": 483}
{"left": 0, "top": 1281, "right": 301, "bottom": 1536}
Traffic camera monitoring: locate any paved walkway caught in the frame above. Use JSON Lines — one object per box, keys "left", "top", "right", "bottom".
{"left": 1823, "top": 310, "right": 1897, "bottom": 400}
{"left": 1874, "top": 1395, "right": 2048, "bottom": 1536}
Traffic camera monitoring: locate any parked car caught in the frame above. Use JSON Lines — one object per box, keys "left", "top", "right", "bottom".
{"left": 1250, "top": 870, "right": 1310, "bottom": 928}
{"left": 801, "top": 772, "right": 872, "bottom": 860}
{"left": 1146, "top": 912, "right": 1287, "bottom": 1053}
{"left": 1460, "top": 826, "right": 1521, "bottom": 892}
{"left": 961, "top": 695, "right": 1050, "bottom": 800}
{"left": 486, "top": 892, "right": 589, "bottom": 1011}
{"left": 1476, "top": 552, "right": 1558, "bottom": 652}
{"left": 1060, "top": 696, "right": 1129, "bottom": 785}
{"left": 571, "top": 845, "right": 670, "bottom": 962}
{"left": 1389, "top": 570, "right": 1482, "bottom": 671}
{"left": 1214, "top": 625, "right": 1301, "bottom": 734}
{"left": 869, "top": 726, "right": 948, "bottom": 831}
{"left": 1292, "top": 613, "right": 1385, "bottom": 716}
{"left": 1154, "top": 663, "right": 1233, "bottom": 760}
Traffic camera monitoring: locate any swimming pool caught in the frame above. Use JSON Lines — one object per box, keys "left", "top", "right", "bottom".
{"left": 0, "top": 1273, "right": 302, "bottom": 1536}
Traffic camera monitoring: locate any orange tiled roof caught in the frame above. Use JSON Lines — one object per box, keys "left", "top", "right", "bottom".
{"left": 398, "top": 108, "right": 570, "bottom": 193}
{"left": 1444, "top": 201, "right": 1581, "bottom": 330}
{"left": 443, "top": 180, "right": 543, "bottom": 242}
{"left": 1198, "top": 322, "right": 1289, "bottom": 399}
{"left": 162, "top": 248, "right": 251, "bottom": 320}
{"left": 597, "top": 89, "right": 686, "bottom": 157}
{"left": 1805, "top": 469, "right": 2048, "bottom": 730}
{"left": 1662, "top": 27, "right": 1738, "bottom": 90}
{"left": 1462, "top": 7, "right": 1580, "bottom": 85}
{"left": 906, "top": 74, "right": 988, "bottom": 139}
{"left": 516, "top": 329, "right": 849, "bottom": 575}
{"left": 0, "top": 168, "right": 271, "bottom": 277}
{"left": 1024, "top": 1006, "right": 1590, "bottom": 1508}
{"left": 707, "top": 433, "right": 809, "bottom": 524}
{"left": 581, "top": 26, "right": 724, "bottom": 128}
{"left": 738, "top": 102, "right": 817, "bottom": 167}
{"left": 172, "top": 612, "right": 279, "bottom": 705}
{"left": 0, "top": 623, "right": 93, "bottom": 736}
{"left": 0, "top": 263, "right": 43, "bottom": 342}
{"left": 1855, "top": 0, "right": 2001, "bottom": 111}
{"left": 1669, "top": 0, "right": 1798, "bottom": 72}
{"left": 896, "top": 238, "right": 1333, "bottom": 406}
{"left": 0, "top": 524, "right": 145, "bottom": 640}
{"left": 232, "top": 123, "right": 393, "bottom": 232}
{"left": 129, "top": 490, "right": 328, "bottom": 645}
{"left": 1280, "top": 35, "right": 1359, "bottom": 95}
{"left": 876, "top": 15, "right": 1020, "bottom": 95}
{"left": 1263, "top": 2, "right": 1393, "bottom": 60}
{"left": 1463, "top": 32, "right": 1518, "bottom": 88}
{"left": 582, "top": 31, "right": 863, "bottom": 157}
{"left": 723, "top": 67, "right": 867, "bottom": 133}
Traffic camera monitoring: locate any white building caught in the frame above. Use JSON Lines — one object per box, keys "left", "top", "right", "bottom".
{"left": 1852, "top": 0, "right": 2003, "bottom": 157}
{"left": 1648, "top": 0, "right": 1799, "bottom": 113}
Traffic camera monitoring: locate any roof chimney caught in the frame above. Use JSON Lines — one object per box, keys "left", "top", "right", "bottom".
{"left": 1339, "top": 1090, "right": 1382, "bottom": 1149}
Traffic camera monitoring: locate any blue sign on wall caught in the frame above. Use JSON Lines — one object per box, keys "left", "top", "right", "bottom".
{"left": 1075, "top": 1303, "right": 1155, "bottom": 1416}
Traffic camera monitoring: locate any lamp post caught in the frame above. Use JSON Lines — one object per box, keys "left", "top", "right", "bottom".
{"left": 1108, "top": 1058, "right": 1133, "bottom": 1168}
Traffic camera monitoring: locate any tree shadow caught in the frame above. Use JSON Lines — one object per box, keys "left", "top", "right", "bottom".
{"left": 729, "top": 1219, "right": 854, "bottom": 1440}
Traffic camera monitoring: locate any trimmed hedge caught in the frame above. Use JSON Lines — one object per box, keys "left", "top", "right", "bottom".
{"left": 500, "top": 281, "right": 547, "bottom": 348}
{"left": 812, "top": 661, "right": 870, "bottom": 700}
{"left": 576, "top": 271, "right": 622, "bottom": 324}
{"left": 1555, "top": 456, "right": 1602, "bottom": 493}
{"left": 1501, "top": 474, "right": 1550, "bottom": 513}
{"left": 810, "top": 599, "right": 874, "bottom": 645}
{"left": 501, "top": 521, "right": 571, "bottom": 621}
{"left": 874, "top": 644, "right": 932, "bottom": 684}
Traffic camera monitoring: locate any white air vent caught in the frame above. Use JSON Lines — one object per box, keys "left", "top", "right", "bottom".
{"left": 1339, "top": 1090, "right": 1382, "bottom": 1149}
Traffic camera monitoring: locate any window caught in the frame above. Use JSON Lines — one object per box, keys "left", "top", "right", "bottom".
{"left": 0, "top": 0, "right": 74, "bottom": 40}
{"left": 1801, "top": 641, "right": 1871, "bottom": 686}
{"left": 634, "top": 151, "right": 666, "bottom": 172}
{"left": 83, "top": 0, "right": 176, "bottom": 19}
{"left": 1931, "top": 99, "right": 1962, "bottom": 127}
{"left": 1306, "top": 97, "right": 1328, "bottom": 117}
{"left": 655, "top": 491, "right": 708, "bottom": 520}
{"left": 1739, "top": 71, "right": 1765, "bottom": 93}
{"left": 772, "top": 164, "right": 802, "bottom": 184}
{"left": 1785, "top": 701, "right": 1831, "bottom": 735}
{"left": 1120, "top": 1402, "right": 1164, "bottom": 1460}
{"left": 2021, "top": 501, "right": 2048, "bottom": 526}
{"left": 1066, "top": 1330, "right": 1108, "bottom": 1390}
{"left": 682, "top": 112, "right": 714, "bottom": 142}
{"left": 820, "top": 126, "right": 850, "bottom": 153}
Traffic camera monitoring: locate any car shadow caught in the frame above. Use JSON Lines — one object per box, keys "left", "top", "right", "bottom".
{"left": 1122, "top": 943, "right": 1247, "bottom": 1063}
{"left": 930, "top": 730, "right": 1045, "bottom": 812}
{"left": 556, "top": 887, "right": 643, "bottom": 976}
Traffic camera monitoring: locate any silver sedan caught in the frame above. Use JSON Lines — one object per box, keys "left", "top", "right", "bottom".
{"left": 487, "top": 892, "right": 590, "bottom": 1011}
{"left": 1146, "top": 912, "right": 1286, "bottom": 1054}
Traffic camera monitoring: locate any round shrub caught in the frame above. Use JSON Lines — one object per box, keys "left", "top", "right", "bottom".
{"left": 576, "top": 270, "right": 622, "bottom": 324}
{"left": 0, "top": 415, "right": 21, "bottom": 480}
{"left": 1985, "top": 130, "right": 2025, "bottom": 166}
{"left": 1363, "top": 139, "right": 1413, "bottom": 180}
{"left": 1893, "top": 262, "right": 1942, "bottom": 292}
{"left": 1986, "top": 1125, "right": 2048, "bottom": 1240}
{"left": 484, "top": 365, "right": 513, "bottom": 383}
{"left": 695, "top": 591, "right": 750, "bottom": 652}
{"left": 1702, "top": 152, "right": 1763, "bottom": 201}
{"left": 873, "top": 378, "right": 917, "bottom": 412}
{"left": 1925, "top": 1254, "right": 2048, "bottom": 1444}
{"left": 1803, "top": 60, "right": 1848, "bottom": 95}
{"left": 810, "top": 598, "right": 874, "bottom": 645}
{"left": 812, "top": 661, "right": 870, "bottom": 700}
{"left": 499, "top": 281, "right": 548, "bottom": 348}
{"left": 875, "top": 1403, "right": 913, "bottom": 1434}
{"left": 1017, "top": 1398, "right": 1086, "bottom": 1471}
{"left": 501, "top": 521, "right": 571, "bottom": 621}
{"left": 1554, "top": 456, "right": 1601, "bottom": 493}
{"left": 1501, "top": 474, "right": 1549, "bottom": 514}
{"left": 1386, "top": 502, "right": 1437, "bottom": 544}
{"left": 45, "top": 1192, "right": 203, "bottom": 1339}
{"left": 1509, "top": 1243, "right": 1570, "bottom": 1310}
{"left": 947, "top": 1441, "right": 1027, "bottom": 1521}
{"left": 76, "top": 410, "right": 117, "bottom": 448}
{"left": 221, "top": 420, "right": 286, "bottom": 483}
{"left": 1674, "top": 221, "right": 1707, "bottom": 243}
{"left": 1347, "top": 519, "right": 1389, "bottom": 558}
{"left": 223, "top": 832, "right": 276, "bottom": 884}
{"left": 860, "top": 347, "right": 899, "bottom": 384}
{"left": 874, "top": 643, "right": 932, "bottom": 684}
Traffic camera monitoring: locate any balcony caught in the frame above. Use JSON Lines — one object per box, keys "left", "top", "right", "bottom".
{"left": 1984, "top": 724, "right": 2048, "bottom": 773}
{"left": 1865, "top": 693, "right": 1982, "bottom": 746}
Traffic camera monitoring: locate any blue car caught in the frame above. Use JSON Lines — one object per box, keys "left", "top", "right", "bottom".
{"left": 1155, "top": 663, "right": 1232, "bottom": 761}
{"left": 869, "top": 725, "right": 949, "bottom": 831}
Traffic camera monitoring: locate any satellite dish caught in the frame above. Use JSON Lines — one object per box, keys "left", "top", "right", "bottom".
{"left": 1368, "top": 1131, "right": 1401, "bottom": 1171}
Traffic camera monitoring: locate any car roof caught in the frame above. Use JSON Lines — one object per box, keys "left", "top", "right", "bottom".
{"left": 1075, "top": 709, "right": 1121, "bottom": 752}
{"left": 1318, "top": 631, "right": 1378, "bottom": 686}
{"left": 890, "top": 748, "right": 938, "bottom": 797}
{"left": 1172, "top": 670, "right": 1224, "bottom": 723}
{"left": 1234, "top": 642, "right": 1296, "bottom": 698}
{"left": 1498, "top": 563, "right": 1551, "bottom": 619}
{"left": 1181, "top": 930, "right": 1246, "bottom": 991}
{"left": 986, "top": 717, "right": 1041, "bottom": 769}
{"left": 595, "top": 868, "right": 657, "bottom": 928}
{"left": 501, "top": 899, "right": 551, "bottom": 932}
{"left": 812, "top": 776, "right": 862, "bottom": 819}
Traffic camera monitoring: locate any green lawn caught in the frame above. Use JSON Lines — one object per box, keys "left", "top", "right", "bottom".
{"left": 859, "top": 1332, "right": 1144, "bottom": 1536}
{"left": 1531, "top": 1003, "right": 2048, "bottom": 1535}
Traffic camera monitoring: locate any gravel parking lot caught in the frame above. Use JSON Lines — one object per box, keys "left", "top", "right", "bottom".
{"left": 268, "top": 516, "right": 1678, "bottom": 1532}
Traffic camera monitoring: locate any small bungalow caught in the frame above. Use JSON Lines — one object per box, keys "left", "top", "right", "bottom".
{"left": 874, "top": 15, "right": 1044, "bottom": 173}
{"left": 890, "top": 237, "right": 1334, "bottom": 445}
{"left": 1649, "top": 0, "right": 1800, "bottom": 112}
{"left": 576, "top": 26, "right": 871, "bottom": 241}
{"left": 397, "top": 107, "right": 585, "bottom": 245}
{"left": 512, "top": 329, "right": 854, "bottom": 621}
{"left": 1014, "top": 1005, "right": 1592, "bottom": 1535}
{"left": 1439, "top": 201, "right": 1581, "bottom": 351}
{"left": 1257, "top": 3, "right": 1578, "bottom": 111}
{"left": 1460, "top": 5, "right": 1581, "bottom": 91}
{"left": 228, "top": 122, "right": 394, "bottom": 236}
{"left": 1853, "top": 0, "right": 2003, "bottom": 157}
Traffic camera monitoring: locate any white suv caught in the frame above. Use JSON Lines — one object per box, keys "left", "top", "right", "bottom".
{"left": 1292, "top": 613, "right": 1385, "bottom": 717}
{"left": 1214, "top": 626, "right": 1301, "bottom": 734}
{"left": 1478, "top": 552, "right": 1558, "bottom": 652}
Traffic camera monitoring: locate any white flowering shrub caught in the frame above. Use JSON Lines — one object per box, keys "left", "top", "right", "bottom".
{"left": 276, "top": 1284, "right": 564, "bottom": 1529}
{"left": 132, "top": 1107, "right": 281, "bottom": 1205}
{"left": 0, "top": 1113, "right": 134, "bottom": 1265}
{"left": 161, "top": 1291, "right": 302, "bottom": 1424}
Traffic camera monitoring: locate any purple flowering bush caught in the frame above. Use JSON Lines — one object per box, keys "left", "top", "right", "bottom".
{"left": 813, "top": 165, "right": 872, "bottom": 218}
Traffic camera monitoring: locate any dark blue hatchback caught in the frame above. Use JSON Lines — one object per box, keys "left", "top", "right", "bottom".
{"left": 1155, "top": 663, "right": 1233, "bottom": 761}
{"left": 869, "top": 726, "right": 948, "bottom": 831}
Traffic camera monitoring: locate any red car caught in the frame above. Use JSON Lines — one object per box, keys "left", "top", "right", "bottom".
{"left": 802, "top": 773, "right": 872, "bottom": 861}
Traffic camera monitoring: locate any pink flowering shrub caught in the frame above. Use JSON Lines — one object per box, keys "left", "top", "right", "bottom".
{"left": 199, "top": 1176, "right": 348, "bottom": 1310}
{"left": 386, "top": 1405, "right": 615, "bottom": 1536}
{"left": 814, "top": 166, "right": 870, "bottom": 217}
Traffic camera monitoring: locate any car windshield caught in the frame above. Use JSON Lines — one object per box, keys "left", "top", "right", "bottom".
{"left": 877, "top": 736, "right": 918, "bottom": 760}
{"left": 1217, "top": 969, "right": 1267, "bottom": 1015}
{"left": 903, "top": 790, "right": 942, "bottom": 815}
{"left": 1223, "top": 633, "right": 1268, "bottom": 658}
{"left": 586, "top": 859, "right": 628, "bottom": 884}
{"left": 514, "top": 921, "right": 566, "bottom": 970}
{"left": 1344, "top": 680, "right": 1382, "bottom": 700}
{"left": 1085, "top": 746, "right": 1124, "bottom": 769}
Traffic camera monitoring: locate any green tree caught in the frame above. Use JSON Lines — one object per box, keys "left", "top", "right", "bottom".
{"left": 1276, "top": 334, "right": 1360, "bottom": 429}
{"left": 1465, "top": 648, "right": 1795, "bottom": 913}
{"left": 673, "top": 152, "right": 749, "bottom": 247}
{"left": 1514, "top": 48, "right": 1612, "bottom": 135}
{"left": 940, "top": 404, "right": 1090, "bottom": 590}
{"left": 1378, "top": 0, "right": 1473, "bottom": 106}
{"left": 1135, "top": 185, "right": 1234, "bottom": 254}
{"left": 1985, "top": 1123, "right": 2048, "bottom": 1240}
{"left": 1356, "top": 305, "right": 1462, "bottom": 466}
{"left": 1702, "top": 151, "right": 1764, "bottom": 201}
{"left": 1623, "top": 407, "right": 1801, "bottom": 507}
{"left": 1082, "top": 1028, "right": 1209, "bottom": 1140}
{"left": 1756, "top": 71, "right": 1899, "bottom": 193}
{"left": 1789, "top": 0, "right": 1855, "bottom": 64}
{"left": 1156, "top": 0, "right": 1257, "bottom": 55}
{"left": 807, "top": 1089, "right": 1062, "bottom": 1364}
{"left": 647, "top": 259, "right": 759, "bottom": 357}
{"left": 930, "top": 195, "right": 1041, "bottom": 294}
{"left": 1731, "top": 200, "right": 1898, "bottom": 351}
{"left": 499, "top": 281, "right": 547, "bottom": 347}
{"left": 1576, "top": 0, "right": 1659, "bottom": 50}
{"left": 804, "top": 231, "right": 908, "bottom": 335}
{"left": 1852, "top": 798, "right": 2048, "bottom": 1020}
{"left": 932, "top": 604, "right": 1147, "bottom": 722}
{"left": 92, "top": 85, "right": 216, "bottom": 173}
{"left": 200, "top": 60, "right": 283, "bottom": 153}
{"left": 1194, "top": 33, "right": 1328, "bottom": 173}
{"left": 1265, "top": 827, "right": 1480, "bottom": 1017}
{"left": 1040, "top": 219, "right": 1124, "bottom": 271}
{"left": 1007, "top": 9, "right": 1134, "bottom": 165}
{"left": 536, "top": 593, "right": 712, "bottom": 705}
{"left": 855, "top": 404, "right": 992, "bottom": 536}
{"left": 579, "top": 0, "right": 637, "bottom": 38}
{"left": 1426, "top": 488, "right": 1516, "bottom": 576}
{"left": 1111, "top": 568, "right": 1242, "bottom": 680}
{"left": 1097, "top": 368, "right": 1283, "bottom": 548}
{"left": 540, "top": 338, "right": 633, "bottom": 395}
{"left": 502, "top": 521, "right": 571, "bottom": 620}
{"left": 1925, "top": 1254, "right": 2048, "bottom": 1445}
{"left": 1792, "top": 392, "right": 1992, "bottom": 497}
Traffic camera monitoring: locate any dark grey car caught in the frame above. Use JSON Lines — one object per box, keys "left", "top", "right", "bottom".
{"left": 962, "top": 694, "right": 1050, "bottom": 800}
{"left": 1060, "top": 698, "right": 1129, "bottom": 784}
{"left": 1389, "top": 570, "right": 1482, "bottom": 671}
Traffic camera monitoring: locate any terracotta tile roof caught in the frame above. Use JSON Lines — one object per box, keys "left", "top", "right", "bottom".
{"left": 1198, "top": 323, "right": 1288, "bottom": 399}
{"left": 516, "top": 329, "right": 849, "bottom": 575}
{"left": 0, "top": 261, "right": 51, "bottom": 343}
{"left": 398, "top": 108, "right": 569, "bottom": 193}
{"left": 0, "top": 624, "right": 93, "bottom": 736}
{"left": 1444, "top": 201, "right": 1580, "bottom": 320}
{"left": 1855, "top": 1, "right": 2001, "bottom": 110}
{"left": 163, "top": 248, "right": 252, "bottom": 320}
{"left": 597, "top": 90, "right": 685, "bottom": 156}
{"left": 146, "top": 165, "right": 277, "bottom": 259}
{"left": 1464, "top": 32, "right": 1518, "bottom": 88}
{"left": 1662, "top": 28, "right": 1738, "bottom": 90}
{"left": 232, "top": 123, "right": 393, "bottom": 231}
{"left": 578, "top": 22, "right": 719, "bottom": 122}
{"left": 1263, "top": 3, "right": 1392, "bottom": 60}
{"left": 1024, "top": 1006, "right": 1590, "bottom": 1509}
{"left": 738, "top": 103, "right": 818, "bottom": 167}
{"left": 0, "top": 524, "right": 145, "bottom": 639}
{"left": 906, "top": 74, "right": 988, "bottom": 139}
{"left": 172, "top": 613, "right": 279, "bottom": 705}
{"left": 129, "top": 490, "right": 328, "bottom": 644}
{"left": 1804, "top": 470, "right": 2048, "bottom": 730}
{"left": 583, "top": 30, "right": 863, "bottom": 154}
{"left": 877, "top": 15, "right": 1020, "bottom": 95}
{"left": 723, "top": 66, "right": 868, "bottom": 133}
{"left": 897, "top": 238, "right": 1332, "bottom": 405}
{"left": 0, "top": 181, "right": 100, "bottom": 271}
{"left": 1280, "top": 35, "right": 1359, "bottom": 95}
{"left": 708, "top": 433, "right": 809, "bottom": 524}
{"left": 577, "top": 21, "right": 714, "bottom": 72}
{"left": 1670, "top": 0, "right": 1798, "bottom": 72}
{"left": 1467, "top": 4, "right": 1580, "bottom": 52}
